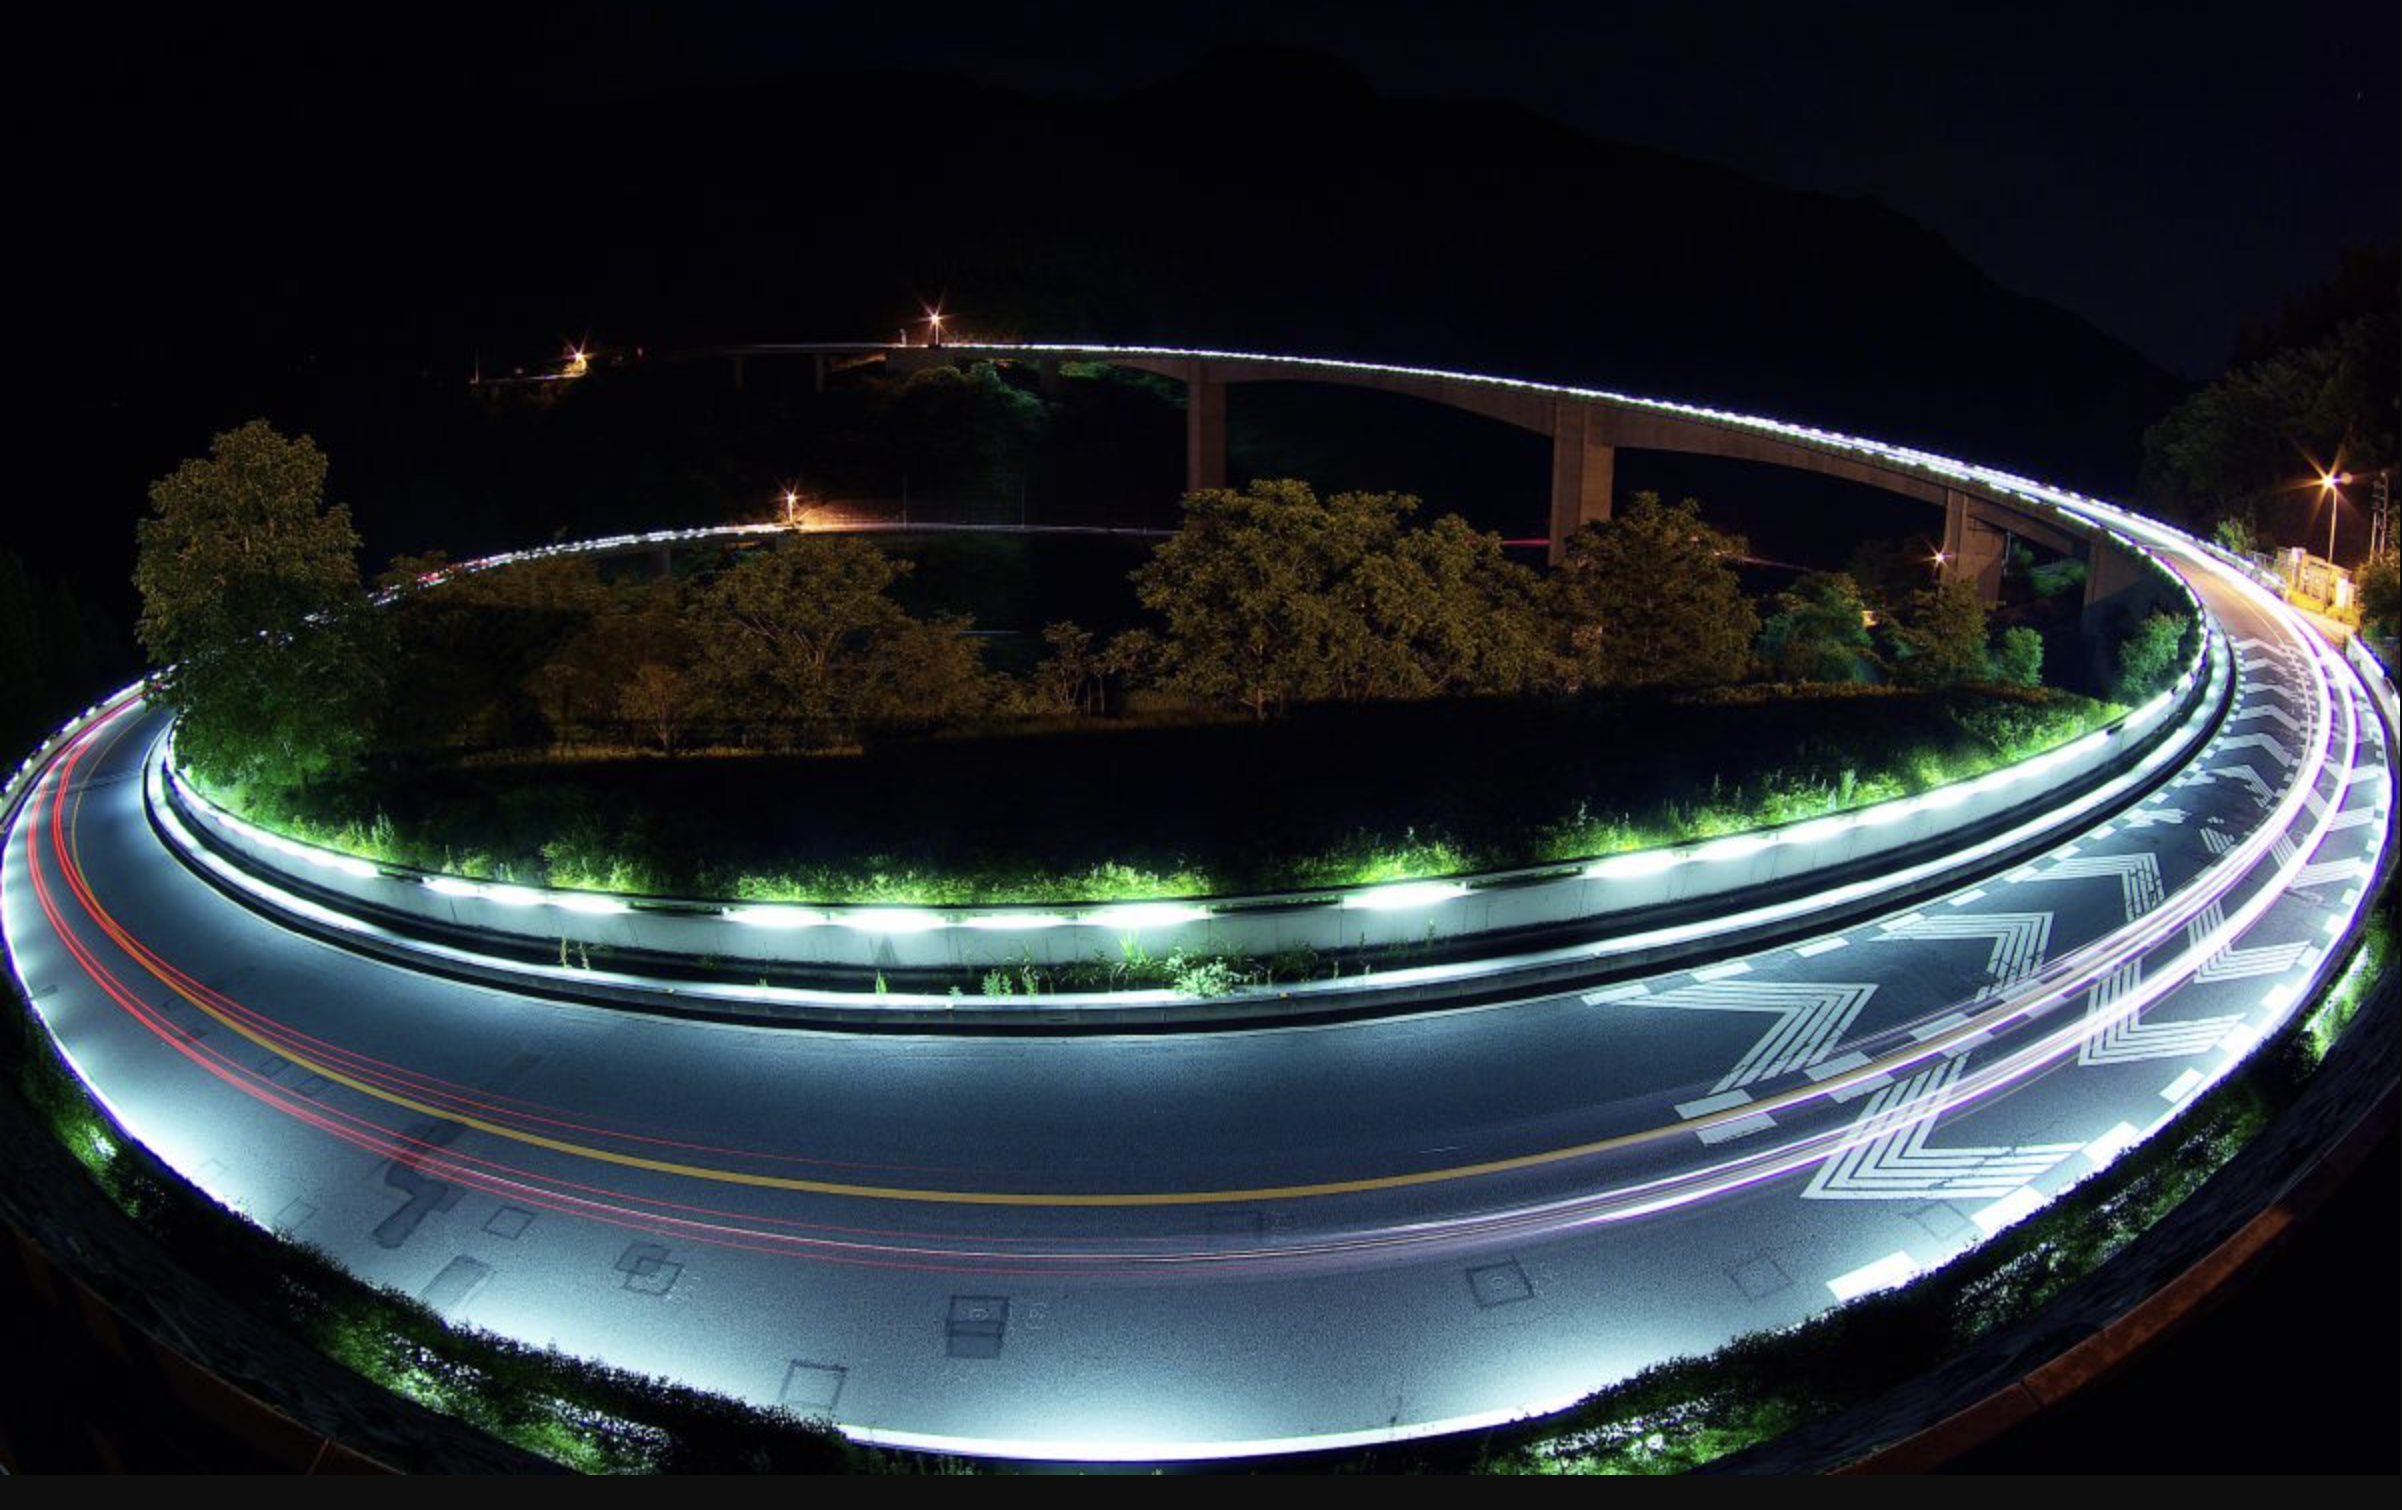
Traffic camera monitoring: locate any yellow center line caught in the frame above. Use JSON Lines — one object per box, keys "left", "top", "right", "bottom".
{"left": 72, "top": 709, "right": 2016, "bottom": 1208}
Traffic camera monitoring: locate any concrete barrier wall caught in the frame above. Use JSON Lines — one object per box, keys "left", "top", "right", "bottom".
{"left": 157, "top": 630, "right": 2221, "bottom": 978}
{"left": 2344, "top": 632, "right": 2398, "bottom": 735}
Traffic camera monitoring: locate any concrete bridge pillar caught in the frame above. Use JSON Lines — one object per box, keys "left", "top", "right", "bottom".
{"left": 1547, "top": 401, "right": 1616, "bottom": 564}
{"left": 2079, "top": 537, "right": 2156, "bottom": 687}
{"left": 1940, "top": 490, "right": 2009, "bottom": 604}
{"left": 1186, "top": 363, "right": 1227, "bottom": 496}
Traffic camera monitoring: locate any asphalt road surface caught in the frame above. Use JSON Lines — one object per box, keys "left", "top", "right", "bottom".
{"left": 3, "top": 537, "right": 2388, "bottom": 1459}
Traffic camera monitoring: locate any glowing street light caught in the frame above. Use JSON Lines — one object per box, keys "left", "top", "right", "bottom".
{"left": 2319, "top": 469, "right": 2349, "bottom": 563}
{"left": 781, "top": 489, "right": 800, "bottom": 527}
{"left": 926, "top": 307, "right": 947, "bottom": 348}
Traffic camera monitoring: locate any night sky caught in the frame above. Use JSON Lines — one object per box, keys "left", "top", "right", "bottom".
{"left": 9, "top": 2, "right": 2399, "bottom": 1475}
{"left": 69, "top": 0, "right": 2395, "bottom": 378}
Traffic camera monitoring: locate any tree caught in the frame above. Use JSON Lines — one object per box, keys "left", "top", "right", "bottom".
{"left": 860, "top": 615, "right": 994, "bottom": 729}
{"left": 1130, "top": 478, "right": 1547, "bottom": 716}
{"left": 1358, "top": 514, "right": 1557, "bottom": 696}
{"left": 619, "top": 662, "right": 691, "bottom": 754}
{"left": 886, "top": 361, "right": 1050, "bottom": 502}
{"left": 2358, "top": 551, "right": 2400, "bottom": 641}
{"left": 1992, "top": 625, "right": 2045, "bottom": 689}
{"left": 685, "top": 535, "right": 915, "bottom": 747}
{"left": 529, "top": 581, "right": 687, "bottom": 748}
{"left": 1031, "top": 620, "right": 1105, "bottom": 716}
{"left": 2112, "top": 611, "right": 2191, "bottom": 702}
{"left": 1883, "top": 581, "right": 1991, "bottom": 688}
{"left": 2140, "top": 248, "right": 2397, "bottom": 525}
{"left": 134, "top": 421, "right": 383, "bottom": 785}
{"left": 1131, "top": 479, "right": 1414, "bottom": 719}
{"left": 2211, "top": 515, "right": 2258, "bottom": 556}
{"left": 1756, "top": 572, "right": 1878, "bottom": 683}
{"left": 1843, "top": 537, "right": 1934, "bottom": 616}
{"left": 1552, "top": 493, "right": 1759, "bottom": 689}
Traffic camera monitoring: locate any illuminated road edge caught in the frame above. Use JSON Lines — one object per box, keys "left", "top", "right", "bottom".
{"left": 0, "top": 348, "right": 2392, "bottom": 1464}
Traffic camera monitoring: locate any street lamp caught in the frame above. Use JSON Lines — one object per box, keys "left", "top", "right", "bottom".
{"left": 926, "top": 308, "right": 946, "bottom": 348}
{"left": 2319, "top": 470, "right": 2349, "bottom": 564}
{"left": 782, "top": 489, "right": 800, "bottom": 528}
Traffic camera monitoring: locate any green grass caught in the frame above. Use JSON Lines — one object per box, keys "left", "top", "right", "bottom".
{"left": 2298, "top": 906, "right": 2392, "bottom": 1067}
{"left": 205, "top": 684, "right": 2126, "bottom": 905}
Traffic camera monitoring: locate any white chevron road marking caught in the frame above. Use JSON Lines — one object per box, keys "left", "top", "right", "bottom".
{"left": 2076, "top": 959, "right": 2241, "bottom": 1065}
{"left": 1638, "top": 981, "right": 1879, "bottom": 1094}
{"left": 2290, "top": 856, "right": 2368, "bottom": 892}
{"left": 2195, "top": 939, "right": 2314, "bottom": 982}
{"left": 2183, "top": 900, "right": 2316, "bottom": 981}
{"left": 1803, "top": 1057, "right": 2080, "bottom": 1200}
{"left": 2231, "top": 703, "right": 2305, "bottom": 735}
{"left": 2013, "top": 853, "right": 2163, "bottom": 923}
{"left": 2208, "top": 762, "right": 2275, "bottom": 806}
{"left": 2217, "top": 733, "right": 2295, "bottom": 768}
{"left": 1879, "top": 911, "right": 2052, "bottom": 992}
{"left": 2120, "top": 806, "right": 2188, "bottom": 829}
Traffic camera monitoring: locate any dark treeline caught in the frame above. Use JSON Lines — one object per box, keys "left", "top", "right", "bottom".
{"left": 358, "top": 480, "right": 2138, "bottom": 773}
{"left": 140, "top": 425, "right": 2193, "bottom": 901}
{"left": 0, "top": 553, "right": 133, "bottom": 762}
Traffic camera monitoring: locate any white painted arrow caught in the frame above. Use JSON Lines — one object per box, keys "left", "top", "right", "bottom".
{"left": 2231, "top": 704, "right": 2305, "bottom": 735}
{"left": 1804, "top": 1056, "right": 2080, "bottom": 1200}
{"left": 1880, "top": 911, "right": 2052, "bottom": 992}
{"left": 2185, "top": 900, "right": 2315, "bottom": 981}
{"left": 2012, "top": 853, "right": 2163, "bottom": 923}
{"left": 2217, "top": 732, "right": 2295, "bottom": 768}
{"left": 1636, "top": 981, "right": 1879, "bottom": 1094}
{"left": 2208, "top": 762, "right": 2275, "bottom": 806}
{"left": 2290, "top": 856, "right": 2367, "bottom": 892}
{"left": 2076, "top": 959, "right": 2241, "bottom": 1065}
{"left": 2119, "top": 806, "right": 2188, "bottom": 829}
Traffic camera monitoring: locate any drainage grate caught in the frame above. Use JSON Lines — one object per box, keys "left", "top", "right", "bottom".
{"left": 1904, "top": 1201, "right": 1971, "bottom": 1240}
{"left": 483, "top": 1206, "right": 535, "bottom": 1240}
{"left": 616, "top": 1241, "right": 682, "bottom": 1296}
{"left": 1466, "top": 1260, "right": 1535, "bottom": 1308}
{"left": 1728, "top": 1255, "right": 1792, "bottom": 1301}
{"left": 946, "top": 1296, "right": 1010, "bottom": 1358}
{"left": 780, "top": 1361, "right": 848, "bottom": 1413}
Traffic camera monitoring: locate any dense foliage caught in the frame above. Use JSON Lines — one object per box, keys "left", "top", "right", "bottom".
{"left": 151, "top": 443, "right": 2179, "bottom": 907}
{"left": 1554, "top": 493, "right": 1759, "bottom": 688}
{"left": 1130, "top": 480, "right": 1555, "bottom": 715}
{"left": 2111, "top": 610, "right": 2194, "bottom": 702}
{"left": 2141, "top": 245, "right": 2396, "bottom": 530}
{"left": 134, "top": 422, "right": 385, "bottom": 785}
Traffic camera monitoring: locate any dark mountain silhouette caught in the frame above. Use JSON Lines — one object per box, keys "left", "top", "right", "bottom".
{"left": 47, "top": 43, "right": 2179, "bottom": 605}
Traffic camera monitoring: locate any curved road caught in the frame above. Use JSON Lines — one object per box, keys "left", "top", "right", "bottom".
{"left": 3, "top": 526, "right": 2390, "bottom": 1458}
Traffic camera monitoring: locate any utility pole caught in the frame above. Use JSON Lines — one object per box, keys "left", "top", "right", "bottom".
{"left": 2372, "top": 468, "right": 2392, "bottom": 561}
